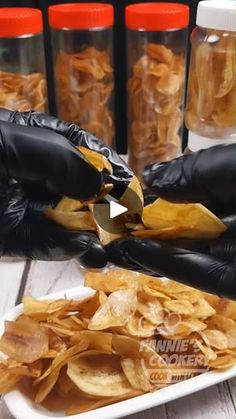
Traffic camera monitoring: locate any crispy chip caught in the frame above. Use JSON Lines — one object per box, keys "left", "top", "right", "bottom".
{"left": 193, "top": 298, "right": 216, "bottom": 318}
{"left": 200, "top": 329, "right": 228, "bottom": 350}
{"left": 121, "top": 358, "right": 151, "bottom": 391}
{"left": 126, "top": 313, "right": 156, "bottom": 338}
{"left": 206, "top": 315, "right": 236, "bottom": 349}
{"left": 67, "top": 353, "right": 133, "bottom": 397}
{"left": 137, "top": 291, "right": 164, "bottom": 325}
{"left": 46, "top": 208, "right": 96, "bottom": 231}
{"left": 70, "top": 330, "right": 112, "bottom": 353}
{"left": 84, "top": 268, "right": 140, "bottom": 292}
{"left": 163, "top": 299, "right": 195, "bottom": 316}
{"left": 78, "top": 146, "right": 113, "bottom": 174}
{"left": 0, "top": 316, "right": 48, "bottom": 363}
{"left": 209, "top": 354, "right": 236, "bottom": 369}
{"left": 88, "top": 289, "right": 137, "bottom": 330}
{"left": 142, "top": 198, "right": 227, "bottom": 239}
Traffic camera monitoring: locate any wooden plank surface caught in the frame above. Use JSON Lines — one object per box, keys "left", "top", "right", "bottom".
{"left": 0, "top": 258, "right": 26, "bottom": 317}
{"left": 0, "top": 259, "right": 236, "bottom": 419}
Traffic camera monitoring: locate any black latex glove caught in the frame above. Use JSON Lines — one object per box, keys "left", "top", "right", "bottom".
{"left": 0, "top": 109, "right": 132, "bottom": 266}
{"left": 107, "top": 145, "right": 236, "bottom": 300}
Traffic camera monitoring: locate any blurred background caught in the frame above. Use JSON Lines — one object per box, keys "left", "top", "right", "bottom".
{"left": 0, "top": 0, "right": 201, "bottom": 153}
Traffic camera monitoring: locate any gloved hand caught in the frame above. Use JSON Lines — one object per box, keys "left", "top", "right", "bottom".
{"left": 106, "top": 145, "right": 236, "bottom": 300}
{"left": 0, "top": 108, "right": 132, "bottom": 266}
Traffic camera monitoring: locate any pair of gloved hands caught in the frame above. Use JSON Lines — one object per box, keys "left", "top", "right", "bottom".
{"left": 0, "top": 108, "right": 235, "bottom": 300}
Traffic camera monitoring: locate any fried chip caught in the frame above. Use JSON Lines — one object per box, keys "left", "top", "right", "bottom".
{"left": 67, "top": 353, "right": 133, "bottom": 397}
{"left": 126, "top": 313, "right": 156, "bottom": 338}
{"left": 88, "top": 289, "right": 137, "bottom": 330}
{"left": 70, "top": 330, "right": 112, "bottom": 353}
{"left": 0, "top": 316, "right": 49, "bottom": 364}
{"left": 84, "top": 268, "right": 140, "bottom": 292}
{"left": 206, "top": 315, "right": 236, "bottom": 349}
{"left": 77, "top": 146, "right": 113, "bottom": 174}
{"left": 193, "top": 298, "right": 216, "bottom": 318}
{"left": 34, "top": 340, "right": 89, "bottom": 384}
{"left": 46, "top": 208, "right": 96, "bottom": 231}
{"left": 35, "top": 368, "right": 60, "bottom": 403}
{"left": 121, "top": 358, "right": 151, "bottom": 391}
{"left": 137, "top": 291, "right": 164, "bottom": 325}
{"left": 200, "top": 329, "right": 228, "bottom": 350}
{"left": 142, "top": 198, "right": 227, "bottom": 239}
{"left": 163, "top": 299, "right": 195, "bottom": 316}
{"left": 209, "top": 354, "right": 236, "bottom": 370}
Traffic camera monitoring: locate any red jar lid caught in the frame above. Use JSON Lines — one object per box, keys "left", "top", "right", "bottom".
{"left": 0, "top": 8, "right": 43, "bottom": 38}
{"left": 48, "top": 3, "right": 114, "bottom": 30}
{"left": 125, "top": 3, "right": 189, "bottom": 31}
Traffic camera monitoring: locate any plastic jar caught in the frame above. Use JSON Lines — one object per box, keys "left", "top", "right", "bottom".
{"left": 185, "top": 0, "right": 236, "bottom": 152}
{"left": 0, "top": 8, "right": 47, "bottom": 112}
{"left": 125, "top": 3, "right": 189, "bottom": 179}
{"left": 49, "top": 3, "right": 114, "bottom": 147}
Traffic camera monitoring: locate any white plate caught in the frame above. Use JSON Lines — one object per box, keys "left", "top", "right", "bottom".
{"left": 1, "top": 285, "right": 236, "bottom": 419}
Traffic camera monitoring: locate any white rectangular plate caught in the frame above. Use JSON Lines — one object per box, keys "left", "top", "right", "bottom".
{"left": 1, "top": 285, "right": 236, "bottom": 419}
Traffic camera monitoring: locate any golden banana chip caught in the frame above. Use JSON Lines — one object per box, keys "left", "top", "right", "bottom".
{"left": 46, "top": 208, "right": 96, "bottom": 231}
{"left": 67, "top": 353, "right": 133, "bottom": 397}
{"left": 126, "top": 313, "right": 156, "bottom": 338}
{"left": 163, "top": 299, "right": 195, "bottom": 316}
{"left": 88, "top": 289, "right": 137, "bottom": 330}
{"left": 121, "top": 358, "right": 152, "bottom": 392}
{"left": 200, "top": 329, "right": 228, "bottom": 350}
{"left": 78, "top": 146, "right": 113, "bottom": 174}
{"left": 142, "top": 198, "right": 227, "bottom": 239}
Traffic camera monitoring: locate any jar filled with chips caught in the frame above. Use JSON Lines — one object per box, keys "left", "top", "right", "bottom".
{"left": 185, "top": 0, "right": 236, "bottom": 152}
{"left": 125, "top": 3, "right": 189, "bottom": 179}
{"left": 49, "top": 3, "right": 114, "bottom": 147}
{"left": 0, "top": 8, "right": 47, "bottom": 112}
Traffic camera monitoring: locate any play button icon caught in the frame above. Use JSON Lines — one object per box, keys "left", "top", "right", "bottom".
{"left": 110, "top": 201, "right": 127, "bottom": 219}
{"left": 92, "top": 182, "right": 143, "bottom": 235}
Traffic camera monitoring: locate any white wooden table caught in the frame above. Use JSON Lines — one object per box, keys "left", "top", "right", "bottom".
{"left": 0, "top": 258, "right": 235, "bottom": 419}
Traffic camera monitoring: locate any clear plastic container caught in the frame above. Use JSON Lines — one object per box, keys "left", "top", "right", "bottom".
{"left": 185, "top": 0, "right": 236, "bottom": 152}
{"left": 49, "top": 3, "right": 114, "bottom": 147}
{"left": 0, "top": 8, "right": 47, "bottom": 112}
{"left": 125, "top": 2, "right": 189, "bottom": 179}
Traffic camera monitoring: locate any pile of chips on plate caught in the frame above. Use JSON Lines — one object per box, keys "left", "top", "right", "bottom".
{"left": 55, "top": 47, "right": 114, "bottom": 146}
{"left": 0, "top": 268, "right": 235, "bottom": 415}
{"left": 0, "top": 71, "right": 47, "bottom": 112}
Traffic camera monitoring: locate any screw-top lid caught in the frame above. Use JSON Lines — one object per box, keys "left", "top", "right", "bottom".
{"left": 48, "top": 3, "right": 114, "bottom": 30}
{"left": 125, "top": 3, "right": 189, "bottom": 31}
{"left": 197, "top": 0, "right": 236, "bottom": 32}
{"left": 0, "top": 8, "right": 43, "bottom": 38}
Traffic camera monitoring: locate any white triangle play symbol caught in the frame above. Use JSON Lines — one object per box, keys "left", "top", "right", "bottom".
{"left": 110, "top": 201, "right": 128, "bottom": 219}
